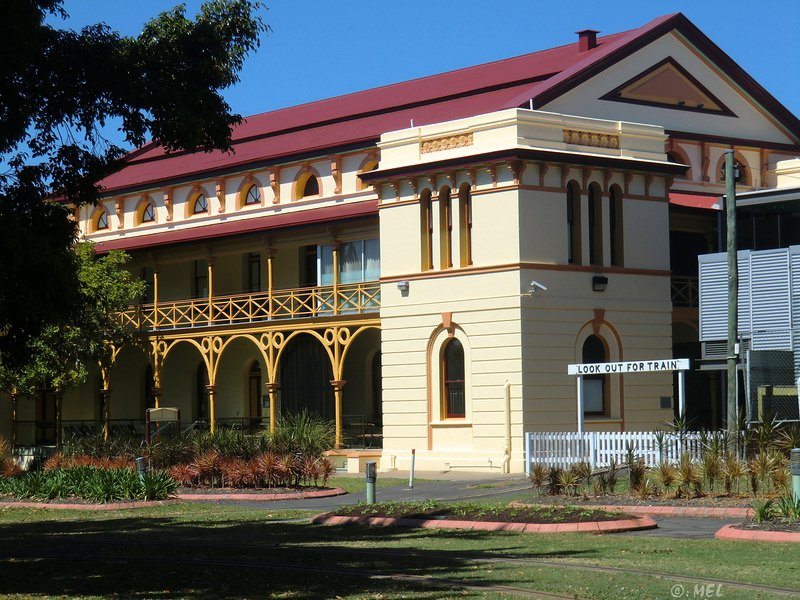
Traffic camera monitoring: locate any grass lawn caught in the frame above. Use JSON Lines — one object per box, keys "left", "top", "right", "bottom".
{"left": 0, "top": 502, "right": 799, "bottom": 599}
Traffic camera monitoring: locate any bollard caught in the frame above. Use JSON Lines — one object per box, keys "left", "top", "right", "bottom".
{"left": 365, "top": 461, "right": 377, "bottom": 504}
{"left": 136, "top": 456, "right": 146, "bottom": 485}
{"left": 791, "top": 449, "right": 800, "bottom": 502}
{"left": 409, "top": 448, "right": 415, "bottom": 489}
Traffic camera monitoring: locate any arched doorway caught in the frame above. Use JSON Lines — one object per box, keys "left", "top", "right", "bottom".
{"left": 279, "top": 335, "right": 333, "bottom": 419}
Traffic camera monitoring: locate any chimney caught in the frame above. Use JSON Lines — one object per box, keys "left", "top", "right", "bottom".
{"left": 576, "top": 29, "right": 600, "bottom": 52}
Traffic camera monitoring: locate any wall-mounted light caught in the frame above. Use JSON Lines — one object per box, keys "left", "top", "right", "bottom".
{"left": 397, "top": 281, "right": 409, "bottom": 295}
{"left": 592, "top": 275, "right": 608, "bottom": 292}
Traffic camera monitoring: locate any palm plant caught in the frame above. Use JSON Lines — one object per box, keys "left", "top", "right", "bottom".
{"left": 776, "top": 423, "right": 800, "bottom": 455}
{"left": 700, "top": 451, "right": 720, "bottom": 496}
{"left": 558, "top": 467, "right": 581, "bottom": 496}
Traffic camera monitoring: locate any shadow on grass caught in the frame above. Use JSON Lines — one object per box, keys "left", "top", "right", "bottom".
{"left": 0, "top": 512, "right": 596, "bottom": 599}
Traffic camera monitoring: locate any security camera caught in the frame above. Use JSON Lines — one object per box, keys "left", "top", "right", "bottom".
{"left": 528, "top": 280, "right": 548, "bottom": 295}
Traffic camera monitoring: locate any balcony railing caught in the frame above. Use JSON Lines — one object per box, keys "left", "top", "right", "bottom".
{"left": 119, "top": 281, "right": 380, "bottom": 331}
{"left": 671, "top": 276, "right": 698, "bottom": 308}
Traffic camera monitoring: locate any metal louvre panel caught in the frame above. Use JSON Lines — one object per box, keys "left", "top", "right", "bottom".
{"left": 699, "top": 254, "right": 728, "bottom": 341}
{"left": 738, "top": 252, "right": 752, "bottom": 334}
{"left": 750, "top": 249, "right": 791, "bottom": 350}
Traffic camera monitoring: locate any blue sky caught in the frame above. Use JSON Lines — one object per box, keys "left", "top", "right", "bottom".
{"left": 52, "top": 0, "right": 800, "bottom": 150}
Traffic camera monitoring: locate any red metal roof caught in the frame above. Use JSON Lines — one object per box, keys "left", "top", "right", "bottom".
{"left": 669, "top": 192, "right": 720, "bottom": 210}
{"left": 100, "top": 12, "right": 800, "bottom": 195}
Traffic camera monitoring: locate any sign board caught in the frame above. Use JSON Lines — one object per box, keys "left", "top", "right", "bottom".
{"left": 568, "top": 358, "right": 689, "bottom": 375}
{"left": 147, "top": 407, "right": 179, "bottom": 421}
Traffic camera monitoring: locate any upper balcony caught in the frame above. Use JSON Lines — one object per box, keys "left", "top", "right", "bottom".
{"left": 118, "top": 281, "right": 380, "bottom": 331}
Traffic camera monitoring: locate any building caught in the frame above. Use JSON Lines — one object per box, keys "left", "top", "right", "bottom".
{"left": 699, "top": 159, "right": 800, "bottom": 425}
{"left": 6, "top": 13, "right": 800, "bottom": 473}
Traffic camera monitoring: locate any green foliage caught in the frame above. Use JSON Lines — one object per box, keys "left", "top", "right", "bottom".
{"left": 271, "top": 410, "right": 336, "bottom": 458}
{"left": 0, "top": 242, "right": 145, "bottom": 395}
{"left": 0, "top": 1, "right": 268, "bottom": 369}
{"left": 528, "top": 463, "right": 547, "bottom": 493}
{"left": 752, "top": 497, "right": 776, "bottom": 524}
{"left": 0, "top": 465, "right": 174, "bottom": 502}
{"left": 777, "top": 494, "right": 800, "bottom": 521}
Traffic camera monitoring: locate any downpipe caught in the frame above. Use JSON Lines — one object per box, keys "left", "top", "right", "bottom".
{"left": 501, "top": 380, "right": 511, "bottom": 473}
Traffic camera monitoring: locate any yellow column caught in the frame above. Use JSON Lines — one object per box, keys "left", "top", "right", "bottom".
{"left": 332, "top": 241, "right": 340, "bottom": 316}
{"left": 330, "top": 379, "right": 347, "bottom": 449}
{"left": 267, "top": 249, "right": 275, "bottom": 319}
{"left": 266, "top": 382, "right": 278, "bottom": 433}
{"left": 207, "top": 385, "right": 217, "bottom": 433}
{"left": 101, "top": 367, "right": 111, "bottom": 441}
{"left": 153, "top": 266, "right": 160, "bottom": 328}
{"left": 207, "top": 257, "right": 216, "bottom": 325}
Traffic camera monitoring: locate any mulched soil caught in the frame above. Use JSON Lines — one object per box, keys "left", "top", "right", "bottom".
{"left": 332, "top": 502, "right": 633, "bottom": 524}
{"left": 734, "top": 519, "right": 800, "bottom": 533}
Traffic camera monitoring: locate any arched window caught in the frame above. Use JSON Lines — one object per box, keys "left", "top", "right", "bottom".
{"left": 588, "top": 183, "right": 603, "bottom": 266}
{"left": 566, "top": 181, "right": 581, "bottom": 265}
{"left": 439, "top": 187, "right": 452, "bottom": 269}
{"left": 192, "top": 193, "right": 208, "bottom": 215}
{"left": 95, "top": 210, "right": 109, "bottom": 231}
{"left": 582, "top": 335, "right": 607, "bottom": 416}
{"left": 244, "top": 184, "right": 260, "bottom": 206}
{"left": 141, "top": 203, "right": 155, "bottom": 223}
{"left": 458, "top": 183, "right": 472, "bottom": 267}
{"left": 443, "top": 338, "right": 465, "bottom": 419}
{"left": 420, "top": 189, "right": 433, "bottom": 271}
{"left": 609, "top": 185, "right": 624, "bottom": 267}
{"left": 296, "top": 173, "right": 320, "bottom": 200}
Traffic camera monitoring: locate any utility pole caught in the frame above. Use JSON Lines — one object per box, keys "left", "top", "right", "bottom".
{"left": 725, "top": 149, "right": 738, "bottom": 436}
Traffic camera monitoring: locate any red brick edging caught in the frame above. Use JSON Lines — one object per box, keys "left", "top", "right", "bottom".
{"left": 716, "top": 523, "right": 800, "bottom": 542}
{"left": 310, "top": 513, "right": 657, "bottom": 533}
{"left": 175, "top": 487, "right": 347, "bottom": 502}
{"left": 0, "top": 500, "right": 178, "bottom": 511}
{"left": 0, "top": 487, "right": 348, "bottom": 511}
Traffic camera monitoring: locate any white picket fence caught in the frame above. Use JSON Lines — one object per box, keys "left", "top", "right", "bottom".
{"left": 524, "top": 431, "right": 705, "bottom": 474}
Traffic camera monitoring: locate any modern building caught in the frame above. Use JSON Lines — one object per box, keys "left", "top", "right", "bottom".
{"left": 6, "top": 13, "right": 800, "bottom": 472}
{"left": 699, "top": 159, "right": 800, "bottom": 425}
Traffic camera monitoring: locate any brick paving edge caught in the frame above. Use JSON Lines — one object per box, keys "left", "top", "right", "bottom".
{"left": 309, "top": 513, "right": 657, "bottom": 533}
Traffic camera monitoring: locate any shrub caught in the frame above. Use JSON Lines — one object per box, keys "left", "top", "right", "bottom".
{"left": 270, "top": 410, "right": 335, "bottom": 458}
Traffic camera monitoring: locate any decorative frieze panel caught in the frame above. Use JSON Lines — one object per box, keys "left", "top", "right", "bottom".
{"left": 420, "top": 132, "right": 473, "bottom": 154}
{"left": 563, "top": 129, "right": 619, "bottom": 149}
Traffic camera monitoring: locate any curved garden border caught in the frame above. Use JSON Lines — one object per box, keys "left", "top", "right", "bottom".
{"left": 310, "top": 513, "right": 657, "bottom": 533}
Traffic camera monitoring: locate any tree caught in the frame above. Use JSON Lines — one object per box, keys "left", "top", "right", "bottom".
{"left": 0, "top": 243, "right": 146, "bottom": 395}
{"left": 0, "top": 0, "right": 267, "bottom": 369}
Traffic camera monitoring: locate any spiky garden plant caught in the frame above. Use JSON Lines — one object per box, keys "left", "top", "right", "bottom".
{"left": 656, "top": 462, "right": 676, "bottom": 497}
{"left": 675, "top": 454, "right": 700, "bottom": 498}
{"left": 628, "top": 458, "right": 648, "bottom": 493}
{"left": 700, "top": 451, "right": 720, "bottom": 495}
{"left": 558, "top": 467, "right": 581, "bottom": 496}
{"left": 547, "top": 466, "right": 564, "bottom": 495}
{"left": 723, "top": 452, "right": 746, "bottom": 496}
{"left": 529, "top": 463, "right": 547, "bottom": 494}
